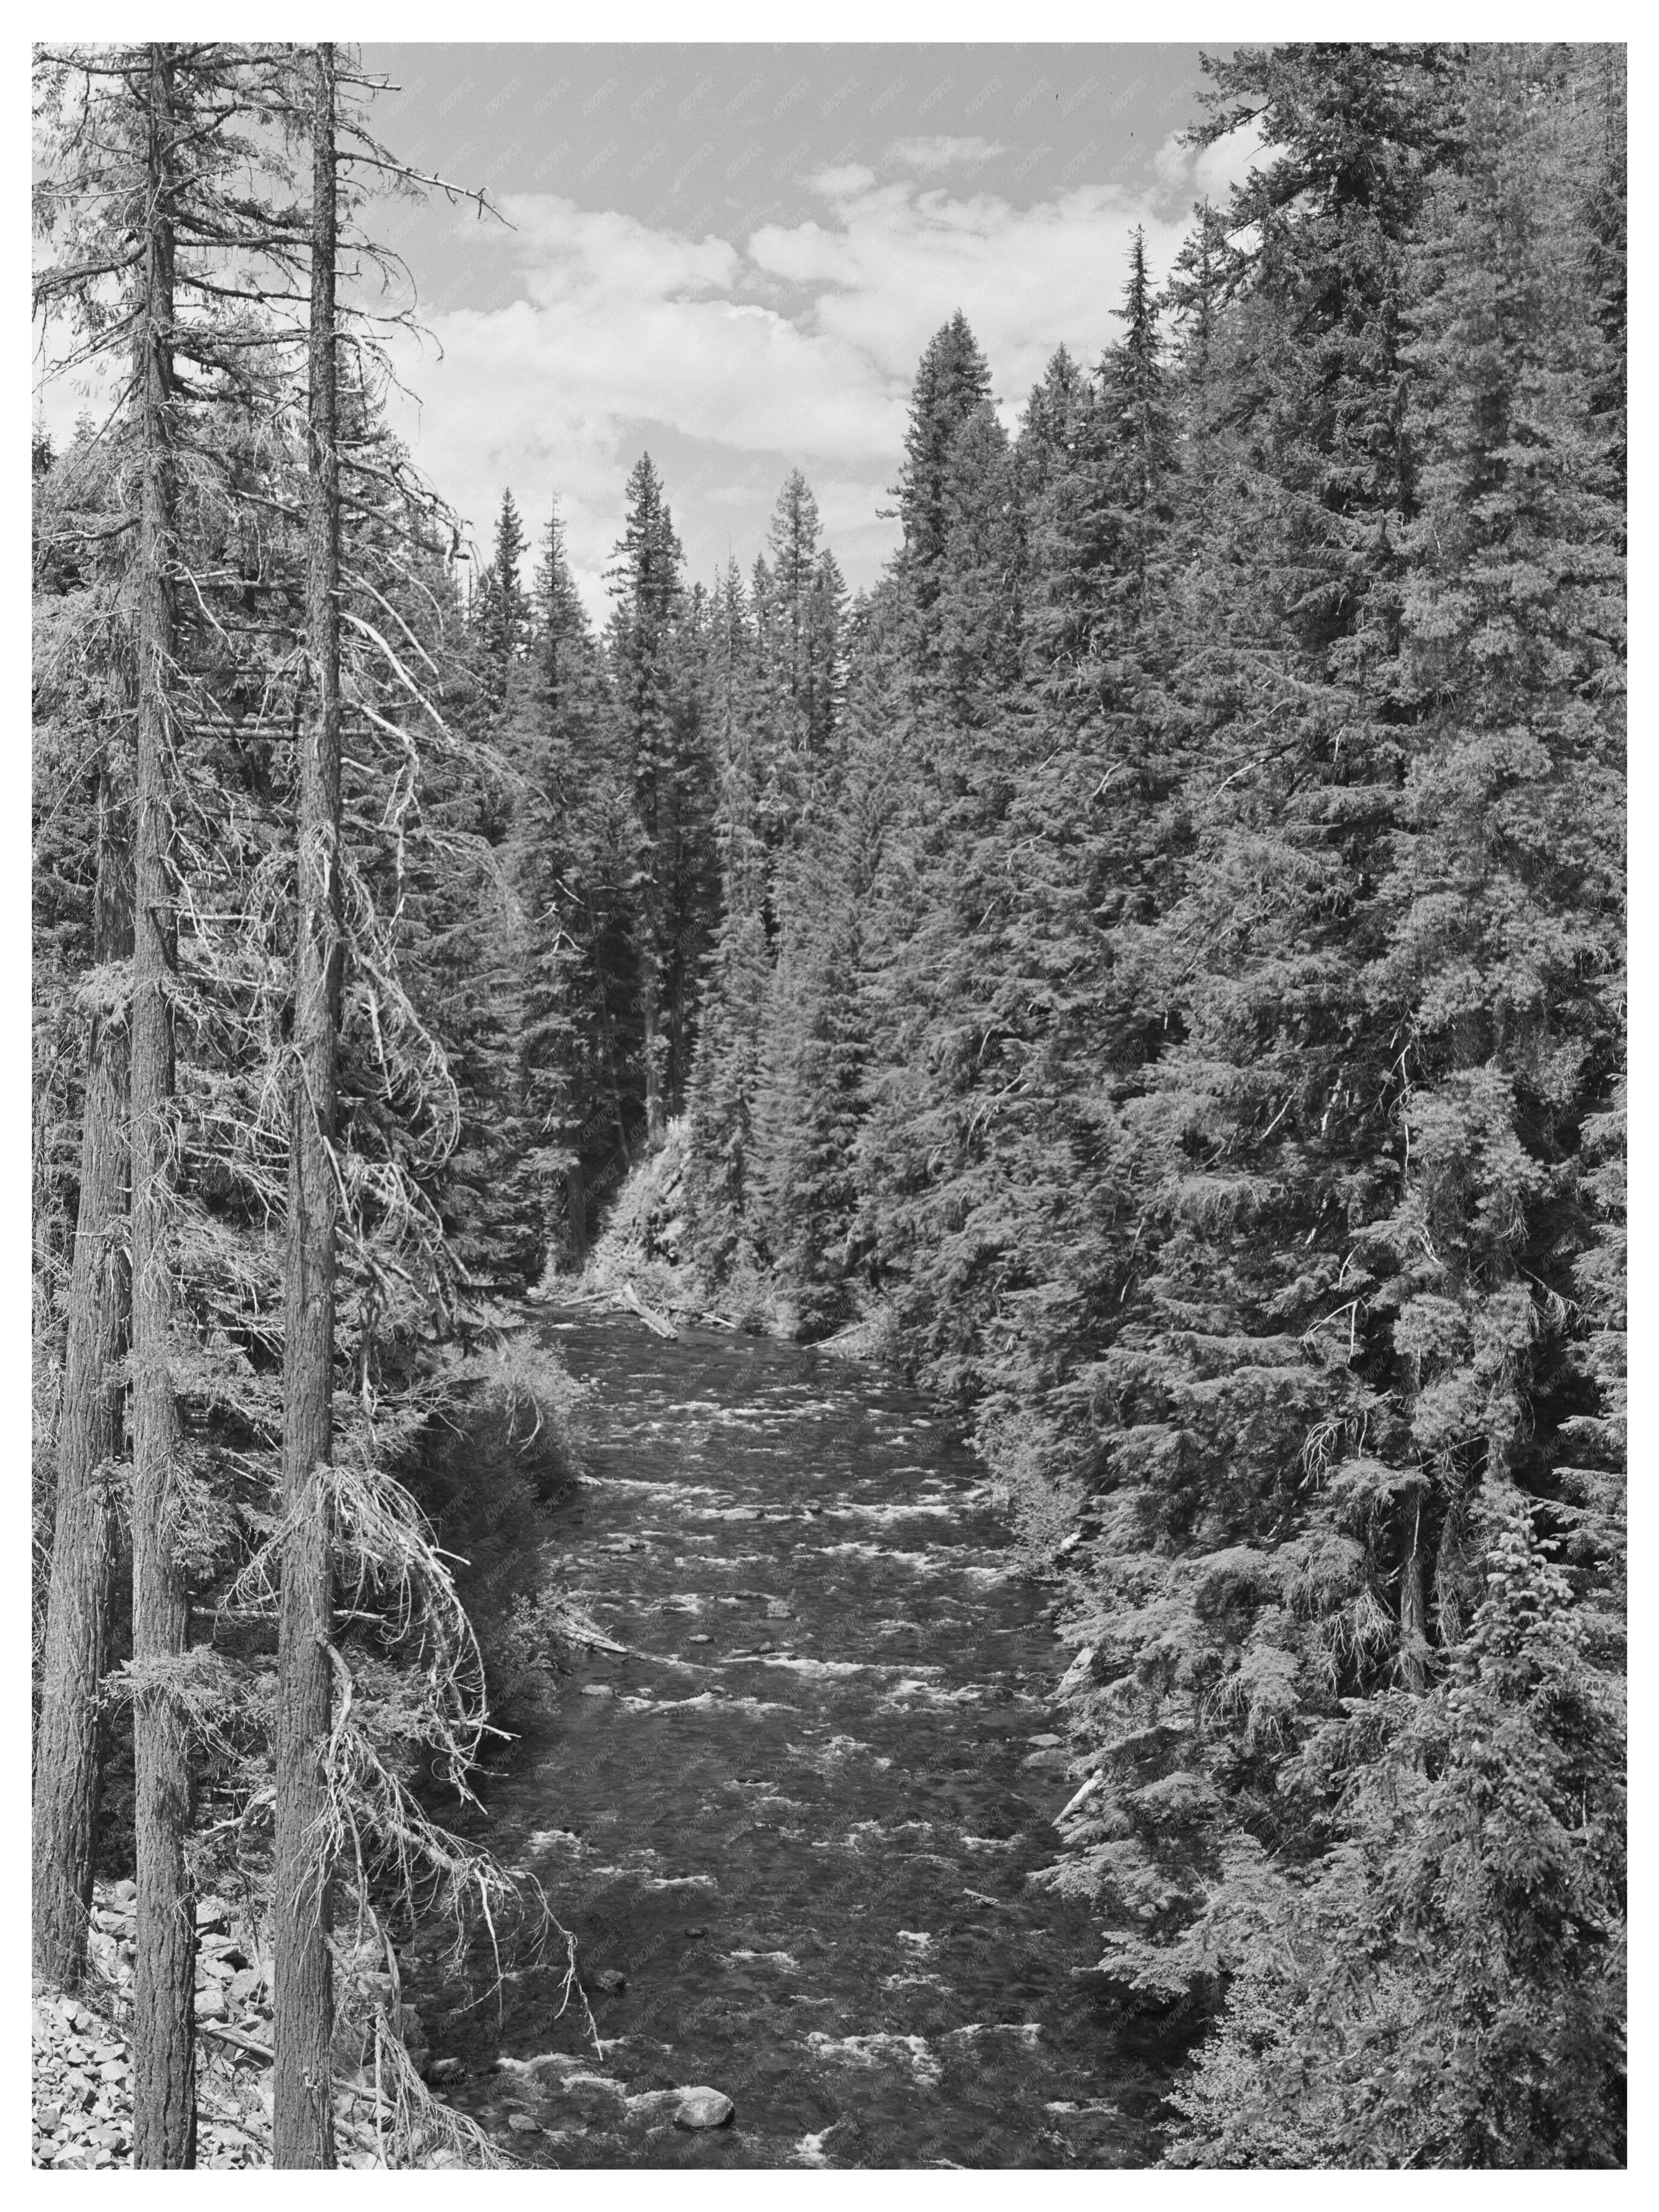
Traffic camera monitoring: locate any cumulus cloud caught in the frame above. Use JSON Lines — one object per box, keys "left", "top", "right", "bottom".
{"left": 808, "top": 162, "right": 877, "bottom": 200}
{"left": 1150, "top": 114, "right": 1269, "bottom": 213}
{"left": 749, "top": 175, "right": 1192, "bottom": 405}
{"left": 886, "top": 134, "right": 1007, "bottom": 173}
{"left": 386, "top": 164, "right": 1220, "bottom": 615}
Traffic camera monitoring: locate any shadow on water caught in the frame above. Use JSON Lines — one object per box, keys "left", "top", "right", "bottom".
{"left": 419, "top": 1311, "right": 1181, "bottom": 2168}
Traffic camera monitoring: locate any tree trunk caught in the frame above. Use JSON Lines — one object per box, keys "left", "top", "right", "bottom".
{"left": 129, "top": 39, "right": 196, "bottom": 2170}
{"left": 587, "top": 912, "right": 630, "bottom": 1171}
{"left": 563, "top": 1158, "right": 589, "bottom": 1268}
{"left": 641, "top": 947, "right": 665, "bottom": 1148}
{"left": 1400, "top": 1491, "right": 1430, "bottom": 1695}
{"left": 273, "top": 42, "right": 341, "bottom": 2169}
{"left": 32, "top": 765, "right": 133, "bottom": 1989}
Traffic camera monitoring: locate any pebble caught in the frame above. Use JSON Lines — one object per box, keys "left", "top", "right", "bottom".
{"left": 674, "top": 2088, "right": 734, "bottom": 2130}
{"left": 33, "top": 1877, "right": 430, "bottom": 2171}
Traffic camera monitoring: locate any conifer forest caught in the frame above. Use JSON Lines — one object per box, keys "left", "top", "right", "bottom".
{"left": 31, "top": 41, "right": 1626, "bottom": 2173}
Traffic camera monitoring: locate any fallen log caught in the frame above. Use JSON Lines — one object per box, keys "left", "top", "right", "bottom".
{"left": 617, "top": 1282, "right": 679, "bottom": 1339}
{"left": 197, "top": 2020, "right": 275, "bottom": 2063}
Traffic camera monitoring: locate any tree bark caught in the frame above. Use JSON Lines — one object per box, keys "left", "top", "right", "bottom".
{"left": 32, "top": 764, "right": 133, "bottom": 1989}
{"left": 641, "top": 945, "right": 665, "bottom": 1148}
{"left": 1401, "top": 1490, "right": 1430, "bottom": 1695}
{"left": 273, "top": 41, "right": 341, "bottom": 2170}
{"left": 587, "top": 907, "right": 631, "bottom": 1171}
{"left": 562, "top": 1158, "right": 589, "bottom": 1269}
{"left": 129, "top": 39, "right": 196, "bottom": 2170}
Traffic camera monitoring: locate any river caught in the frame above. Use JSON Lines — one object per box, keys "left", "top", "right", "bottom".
{"left": 420, "top": 1310, "right": 1175, "bottom": 2168}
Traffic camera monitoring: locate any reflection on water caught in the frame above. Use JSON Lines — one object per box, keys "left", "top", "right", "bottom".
{"left": 422, "top": 1314, "right": 1174, "bottom": 2168}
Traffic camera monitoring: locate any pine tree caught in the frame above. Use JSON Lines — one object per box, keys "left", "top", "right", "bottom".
{"left": 684, "top": 561, "right": 770, "bottom": 1276}
{"left": 895, "top": 310, "right": 996, "bottom": 605}
{"left": 473, "top": 486, "right": 530, "bottom": 710}
{"left": 607, "top": 454, "right": 685, "bottom": 1146}
{"left": 748, "top": 593, "right": 901, "bottom": 1333}
{"left": 510, "top": 498, "right": 612, "bottom": 1272}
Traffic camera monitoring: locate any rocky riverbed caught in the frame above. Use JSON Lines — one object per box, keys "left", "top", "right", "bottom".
{"left": 417, "top": 1308, "right": 1177, "bottom": 2168}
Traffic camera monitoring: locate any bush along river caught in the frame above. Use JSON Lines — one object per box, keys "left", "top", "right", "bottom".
{"left": 416, "top": 1309, "right": 1181, "bottom": 2168}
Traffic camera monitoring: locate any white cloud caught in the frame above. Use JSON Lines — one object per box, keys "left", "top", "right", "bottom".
{"left": 387, "top": 166, "right": 1212, "bottom": 617}
{"left": 1151, "top": 115, "right": 1269, "bottom": 214}
{"left": 809, "top": 162, "right": 877, "bottom": 200}
{"left": 886, "top": 134, "right": 1007, "bottom": 174}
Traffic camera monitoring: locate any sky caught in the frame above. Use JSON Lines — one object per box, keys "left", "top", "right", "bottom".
{"left": 35, "top": 42, "right": 1263, "bottom": 621}
{"left": 350, "top": 43, "right": 1264, "bottom": 617}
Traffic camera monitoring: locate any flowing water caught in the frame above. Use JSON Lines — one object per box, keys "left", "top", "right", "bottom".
{"left": 422, "top": 1311, "right": 1174, "bottom": 2168}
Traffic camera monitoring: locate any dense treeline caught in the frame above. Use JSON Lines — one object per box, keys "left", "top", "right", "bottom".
{"left": 673, "top": 41, "right": 1626, "bottom": 2167}
{"left": 443, "top": 460, "right": 846, "bottom": 1278}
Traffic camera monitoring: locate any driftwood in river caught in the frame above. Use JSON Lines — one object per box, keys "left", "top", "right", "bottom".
{"left": 617, "top": 1281, "right": 679, "bottom": 1339}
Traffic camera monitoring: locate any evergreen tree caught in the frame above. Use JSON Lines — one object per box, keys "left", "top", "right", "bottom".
{"left": 684, "top": 561, "right": 770, "bottom": 1276}
{"left": 511, "top": 498, "right": 616, "bottom": 1271}
{"left": 607, "top": 454, "right": 685, "bottom": 1146}
{"left": 472, "top": 486, "right": 530, "bottom": 710}
{"left": 895, "top": 310, "right": 996, "bottom": 605}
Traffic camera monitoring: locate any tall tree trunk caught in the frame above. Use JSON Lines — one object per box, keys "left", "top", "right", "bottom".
{"left": 273, "top": 41, "right": 341, "bottom": 2169}
{"left": 1400, "top": 1491, "right": 1430, "bottom": 1695}
{"left": 641, "top": 935, "right": 665, "bottom": 1147}
{"left": 587, "top": 906, "right": 631, "bottom": 1171}
{"left": 563, "top": 1158, "right": 589, "bottom": 1268}
{"left": 32, "top": 765, "right": 133, "bottom": 1989}
{"left": 129, "top": 39, "right": 196, "bottom": 2171}
{"left": 669, "top": 884, "right": 689, "bottom": 1121}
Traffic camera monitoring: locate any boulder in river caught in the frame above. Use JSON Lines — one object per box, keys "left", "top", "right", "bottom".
{"left": 587, "top": 1967, "right": 627, "bottom": 1995}
{"left": 674, "top": 2088, "right": 734, "bottom": 2130}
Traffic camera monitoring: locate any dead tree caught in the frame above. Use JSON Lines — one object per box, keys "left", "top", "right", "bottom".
{"left": 126, "top": 41, "right": 197, "bottom": 2169}
{"left": 273, "top": 38, "right": 342, "bottom": 2170}
{"left": 32, "top": 751, "right": 132, "bottom": 1988}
